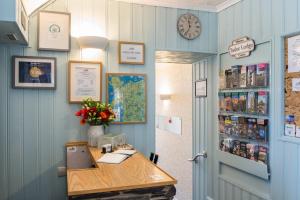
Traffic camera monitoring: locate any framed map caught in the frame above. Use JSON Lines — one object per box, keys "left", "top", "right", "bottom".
{"left": 106, "top": 73, "right": 147, "bottom": 124}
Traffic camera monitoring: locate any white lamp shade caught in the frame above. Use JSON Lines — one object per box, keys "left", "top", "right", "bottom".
{"left": 160, "top": 94, "right": 172, "bottom": 100}
{"left": 77, "top": 36, "right": 109, "bottom": 49}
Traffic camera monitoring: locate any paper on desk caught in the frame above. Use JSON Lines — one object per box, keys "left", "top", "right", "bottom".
{"left": 97, "top": 153, "right": 128, "bottom": 164}
{"left": 113, "top": 149, "right": 137, "bottom": 155}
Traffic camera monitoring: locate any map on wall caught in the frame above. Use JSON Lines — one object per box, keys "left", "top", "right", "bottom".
{"left": 106, "top": 73, "right": 146, "bottom": 124}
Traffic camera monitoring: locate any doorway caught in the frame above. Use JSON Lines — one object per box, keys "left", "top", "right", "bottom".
{"left": 155, "top": 50, "right": 216, "bottom": 200}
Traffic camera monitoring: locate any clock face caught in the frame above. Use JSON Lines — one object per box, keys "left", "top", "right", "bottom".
{"left": 177, "top": 13, "right": 201, "bottom": 40}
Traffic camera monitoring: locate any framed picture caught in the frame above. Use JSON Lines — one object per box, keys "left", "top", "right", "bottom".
{"left": 119, "top": 41, "right": 145, "bottom": 65}
{"left": 12, "top": 56, "right": 56, "bottom": 89}
{"left": 38, "top": 11, "right": 71, "bottom": 51}
{"left": 195, "top": 79, "right": 207, "bottom": 97}
{"left": 69, "top": 61, "right": 102, "bottom": 103}
{"left": 106, "top": 73, "right": 147, "bottom": 124}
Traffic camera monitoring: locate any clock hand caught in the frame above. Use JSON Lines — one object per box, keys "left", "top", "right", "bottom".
{"left": 185, "top": 19, "right": 191, "bottom": 35}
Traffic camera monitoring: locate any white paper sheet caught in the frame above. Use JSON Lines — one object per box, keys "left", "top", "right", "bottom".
{"left": 288, "top": 35, "right": 300, "bottom": 73}
{"left": 97, "top": 153, "right": 128, "bottom": 164}
{"left": 292, "top": 78, "right": 300, "bottom": 91}
{"left": 112, "top": 149, "right": 137, "bottom": 155}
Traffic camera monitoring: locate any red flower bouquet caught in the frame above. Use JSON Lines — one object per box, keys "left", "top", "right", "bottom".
{"left": 75, "top": 98, "right": 115, "bottom": 127}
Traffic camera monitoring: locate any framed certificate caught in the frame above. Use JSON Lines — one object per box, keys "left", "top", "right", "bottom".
{"left": 195, "top": 79, "right": 207, "bottom": 97}
{"left": 12, "top": 56, "right": 56, "bottom": 89}
{"left": 69, "top": 61, "right": 102, "bottom": 103}
{"left": 119, "top": 41, "right": 145, "bottom": 65}
{"left": 38, "top": 11, "right": 71, "bottom": 51}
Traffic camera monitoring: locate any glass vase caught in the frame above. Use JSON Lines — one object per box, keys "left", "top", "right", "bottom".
{"left": 87, "top": 125, "right": 104, "bottom": 147}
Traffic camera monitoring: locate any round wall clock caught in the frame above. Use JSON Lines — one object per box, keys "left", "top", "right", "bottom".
{"left": 177, "top": 13, "right": 201, "bottom": 40}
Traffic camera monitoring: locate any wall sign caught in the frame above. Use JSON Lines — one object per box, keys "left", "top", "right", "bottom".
{"left": 119, "top": 41, "right": 145, "bottom": 65}
{"left": 195, "top": 79, "right": 207, "bottom": 97}
{"left": 228, "top": 37, "right": 255, "bottom": 59}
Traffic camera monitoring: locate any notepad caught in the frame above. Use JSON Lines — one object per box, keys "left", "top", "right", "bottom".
{"left": 97, "top": 153, "right": 128, "bottom": 164}
{"left": 112, "top": 149, "right": 137, "bottom": 155}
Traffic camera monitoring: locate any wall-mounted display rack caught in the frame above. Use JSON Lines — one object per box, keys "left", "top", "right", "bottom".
{"left": 218, "top": 62, "right": 270, "bottom": 180}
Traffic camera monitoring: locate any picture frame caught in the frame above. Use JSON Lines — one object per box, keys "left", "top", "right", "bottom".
{"left": 69, "top": 61, "right": 102, "bottom": 103}
{"left": 38, "top": 11, "right": 71, "bottom": 51}
{"left": 118, "top": 41, "right": 145, "bottom": 65}
{"left": 106, "top": 73, "right": 147, "bottom": 124}
{"left": 12, "top": 56, "right": 56, "bottom": 89}
{"left": 195, "top": 79, "right": 207, "bottom": 97}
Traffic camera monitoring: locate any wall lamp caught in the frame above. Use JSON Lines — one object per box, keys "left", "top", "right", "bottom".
{"left": 160, "top": 94, "right": 172, "bottom": 100}
{"left": 77, "top": 36, "right": 109, "bottom": 49}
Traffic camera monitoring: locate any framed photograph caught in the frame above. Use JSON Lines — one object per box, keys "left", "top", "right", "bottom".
{"left": 69, "top": 61, "right": 102, "bottom": 103}
{"left": 38, "top": 11, "right": 71, "bottom": 51}
{"left": 195, "top": 79, "right": 207, "bottom": 97}
{"left": 12, "top": 56, "right": 56, "bottom": 89}
{"left": 106, "top": 73, "right": 147, "bottom": 124}
{"left": 119, "top": 41, "right": 145, "bottom": 65}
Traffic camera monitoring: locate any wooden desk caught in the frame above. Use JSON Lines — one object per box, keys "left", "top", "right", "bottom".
{"left": 67, "top": 147, "right": 177, "bottom": 199}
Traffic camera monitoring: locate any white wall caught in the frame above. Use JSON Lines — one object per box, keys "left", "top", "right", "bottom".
{"left": 155, "top": 63, "right": 193, "bottom": 200}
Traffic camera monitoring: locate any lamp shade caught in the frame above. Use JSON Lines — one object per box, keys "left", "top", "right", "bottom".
{"left": 160, "top": 94, "right": 172, "bottom": 100}
{"left": 77, "top": 36, "right": 109, "bottom": 49}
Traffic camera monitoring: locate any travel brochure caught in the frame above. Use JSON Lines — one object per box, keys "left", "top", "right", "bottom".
{"left": 219, "top": 91, "right": 268, "bottom": 115}
{"left": 219, "top": 137, "right": 268, "bottom": 165}
{"left": 219, "top": 62, "right": 270, "bottom": 167}
{"left": 220, "top": 63, "right": 269, "bottom": 89}
{"left": 219, "top": 115, "right": 268, "bottom": 142}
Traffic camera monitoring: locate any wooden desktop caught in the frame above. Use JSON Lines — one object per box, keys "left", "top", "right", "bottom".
{"left": 67, "top": 145, "right": 177, "bottom": 199}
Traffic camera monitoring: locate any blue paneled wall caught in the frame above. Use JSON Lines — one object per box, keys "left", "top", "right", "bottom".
{"left": 0, "top": 0, "right": 217, "bottom": 199}
{"left": 217, "top": 0, "right": 300, "bottom": 200}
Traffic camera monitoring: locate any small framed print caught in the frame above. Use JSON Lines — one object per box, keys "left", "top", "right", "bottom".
{"left": 38, "top": 11, "right": 71, "bottom": 51}
{"left": 69, "top": 61, "right": 102, "bottom": 103}
{"left": 195, "top": 79, "right": 207, "bottom": 97}
{"left": 13, "top": 56, "right": 56, "bottom": 89}
{"left": 119, "top": 41, "right": 145, "bottom": 65}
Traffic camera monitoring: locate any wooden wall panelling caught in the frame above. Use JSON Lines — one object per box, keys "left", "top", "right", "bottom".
{"left": 0, "top": 0, "right": 218, "bottom": 199}
{"left": 208, "top": 12, "right": 218, "bottom": 53}
{"left": 283, "top": 143, "right": 298, "bottom": 200}
{"left": 218, "top": 0, "right": 300, "bottom": 200}
{"left": 206, "top": 56, "right": 216, "bottom": 200}
{"left": 155, "top": 7, "right": 167, "bottom": 50}
{"left": 165, "top": 8, "right": 177, "bottom": 50}
{"left": 284, "top": 0, "right": 298, "bottom": 33}
{"left": 251, "top": 0, "right": 261, "bottom": 41}
{"left": 143, "top": 5, "right": 156, "bottom": 154}
{"left": 8, "top": 46, "right": 25, "bottom": 200}
{"left": 23, "top": 11, "right": 40, "bottom": 200}
{"left": 192, "top": 59, "right": 209, "bottom": 200}
{"left": 193, "top": 10, "right": 209, "bottom": 51}
{"left": 260, "top": 0, "right": 272, "bottom": 42}
{"left": 0, "top": 45, "right": 8, "bottom": 200}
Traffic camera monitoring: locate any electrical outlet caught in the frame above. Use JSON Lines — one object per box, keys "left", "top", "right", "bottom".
{"left": 57, "top": 166, "right": 66, "bottom": 177}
